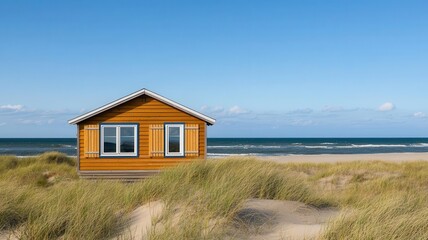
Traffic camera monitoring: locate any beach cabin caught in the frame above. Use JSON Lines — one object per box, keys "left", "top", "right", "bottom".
{"left": 68, "top": 88, "right": 215, "bottom": 179}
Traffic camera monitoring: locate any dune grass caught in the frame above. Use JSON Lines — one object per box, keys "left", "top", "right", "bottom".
{"left": 0, "top": 152, "right": 427, "bottom": 239}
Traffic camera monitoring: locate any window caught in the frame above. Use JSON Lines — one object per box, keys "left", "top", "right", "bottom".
{"left": 100, "top": 124, "right": 138, "bottom": 157}
{"left": 165, "top": 123, "right": 184, "bottom": 157}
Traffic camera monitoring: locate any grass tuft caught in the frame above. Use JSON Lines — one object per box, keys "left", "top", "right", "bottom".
{"left": 38, "top": 151, "right": 75, "bottom": 166}
{"left": 0, "top": 156, "right": 18, "bottom": 172}
{"left": 323, "top": 193, "right": 428, "bottom": 239}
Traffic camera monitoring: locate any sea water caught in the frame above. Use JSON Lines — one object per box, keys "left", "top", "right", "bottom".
{"left": 207, "top": 138, "right": 428, "bottom": 157}
{"left": 0, "top": 138, "right": 77, "bottom": 156}
{"left": 0, "top": 138, "right": 428, "bottom": 157}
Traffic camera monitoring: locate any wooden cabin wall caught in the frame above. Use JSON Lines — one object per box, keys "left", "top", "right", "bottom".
{"left": 78, "top": 96, "right": 207, "bottom": 171}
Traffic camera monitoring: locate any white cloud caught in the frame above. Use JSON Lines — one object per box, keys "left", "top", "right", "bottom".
{"left": 378, "top": 102, "right": 395, "bottom": 112}
{"left": 0, "top": 104, "right": 24, "bottom": 111}
{"left": 0, "top": 105, "right": 80, "bottom": 127}
{"left": 201, "top": 105, "right": 224, "bottom": 114}
{"left": 288, "top": 108, "right": 313, "bottom": 114}
{"left": 289, "top": 119, "right": 315, "bottom": 126}
{"left": 413, "top": 112, "right": 427, "bottom": 118}
{"left": 228, "top": 105, "right": 249, "bottom": 115}
{"left": 321, "top": 105, "right": 358, "bottom": 113}
{"left": 19, "top": 119, "right": 42, "bottom": 125}
{"left": 201, "top": 105, "right": 249, "bottom": 116}
{"left": 18, "top": 117, "right": 57, "bottom": 125}
{"left": 322, "top": 105, "right": 343, "bottom": 112}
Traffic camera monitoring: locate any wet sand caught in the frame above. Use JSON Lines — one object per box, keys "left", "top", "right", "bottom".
{"left": 259, "top": 152, "right": 428, "bottom": 163}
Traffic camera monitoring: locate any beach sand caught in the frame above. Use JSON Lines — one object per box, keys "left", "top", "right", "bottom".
{"left": 233, "top": 199, "right": 338, "bottom": 240}
{"left": 257, "top": 152, "right": 428, "bottom": 163}
{"left": 116, "top": 199, "right": 338, "bottom": 240}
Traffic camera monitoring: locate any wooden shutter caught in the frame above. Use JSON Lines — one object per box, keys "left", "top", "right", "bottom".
{"left": 185, "top": 124, "right": 199, "bottom": 157}
{"left": 84, "top": 124, "right": 99, "bottom": 158}
{"left": 149, "top": 124, "right": 164, "bottom": 157}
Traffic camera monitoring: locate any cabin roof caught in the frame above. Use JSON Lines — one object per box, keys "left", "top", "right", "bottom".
{"left": 68, "top": 88, "right": 216, "bottom": 125}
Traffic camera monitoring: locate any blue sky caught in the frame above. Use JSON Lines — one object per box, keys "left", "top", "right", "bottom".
{"left": 1, "top": 0, "right": 427, "bottom": 137}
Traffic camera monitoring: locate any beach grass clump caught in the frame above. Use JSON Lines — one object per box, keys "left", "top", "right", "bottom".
{"left": 323, "top": 192, "right": 428, "bottom": 239}
{"left": 284, "top": 160, "right": 428, "bottom": 240}
{"left": 0, "top": 153, "right": 144, "bottom": 239}
{"left": 19, "top": 181, "right": 134, "bottom": 239}
{"left": 0, "top": 183, "right": 35, "bottom": 230}
{"left": 142, "top": 158, "right": 329, "bottom": 238}
{"left": 0, "top": 155, "right": 18, "bottom": 173}
{"left": 145, "top": 158, "right": 326, "bottom": 213}
{"left": 37, "top": 151, "right": 75, "bottom": 166}
{"left": 0, "top": 157, "right": 78, "bottom": 187}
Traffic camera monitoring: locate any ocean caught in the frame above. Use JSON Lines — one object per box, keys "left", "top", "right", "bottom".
{"left": 0, "top": 138, "right": 428, "bottom": 157}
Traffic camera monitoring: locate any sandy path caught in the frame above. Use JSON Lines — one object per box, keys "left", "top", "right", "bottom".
{"left": 0, "top": 231, "right": 18, "bottom": 240}
{"left": 233, "top": 199, "right": 338, "bottom": 240}
{"left": 258, "top": 152, "right": 428, "bottom": 163}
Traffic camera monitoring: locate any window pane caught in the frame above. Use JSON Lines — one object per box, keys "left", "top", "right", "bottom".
{"left": 104, "top": 127, "right": 116, "bottom": 137}
{"left": 168, "top": 127, "right": 180, "bottom": 153}
{"left": 120, "top": 127, "right": 135, "bottom": 153}
{"left": 104, "top": 127, "right": 116, "bottom": 153}
{"left": 121, "top": 127, "right": 134, "bottom": 137}
{"left": 169, "top": 127, "right": 179, "bottom": 137}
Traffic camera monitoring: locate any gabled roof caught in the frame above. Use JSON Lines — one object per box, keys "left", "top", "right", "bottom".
{"left": 68, "top": 88, "right": 216, "bottom": 125}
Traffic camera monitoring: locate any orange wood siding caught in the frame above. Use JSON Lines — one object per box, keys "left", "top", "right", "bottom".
{"left": 78, "top": 96, "right": 207, "bottom": 171}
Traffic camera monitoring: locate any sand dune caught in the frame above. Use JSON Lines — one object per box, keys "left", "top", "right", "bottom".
{"left": 121, "top": 199, "right": 338, "bottom": 240}
{"left": 115, "top": 201, "right": 164, "bottom": 240}
{"left": 0, "top": 230, "right": 17, "bottom": 240}
{"left": 232, "top": 199, "right": 338, "bottom": 240}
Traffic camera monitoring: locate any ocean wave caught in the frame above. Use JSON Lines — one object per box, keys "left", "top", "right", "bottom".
{"left": 304, "top": 146, "right": 334, "bottom": 149}
{"left": 207, "top": 153, "right": 263, "bottom": 158}
{"left": 207, "top": 143, "right": 428, "bottom": 150}
{"left": 208, "top": 145, "right": 282, "bottom": 149}
{"left": 410, "top": 143, "right": 428, "bottom": 147}
{"left": 207, "top": 153, "right": 262, "bottom": 156}
{"left": 336, "top": 144, "right": 407, "bottom": 149}
{"left": 59, "top": 144, "right": 76, "bottom": 148}
{"left": 301, "top": 144, "right": 426, "bottom": 149}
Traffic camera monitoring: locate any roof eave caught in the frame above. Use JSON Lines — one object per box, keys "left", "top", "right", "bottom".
{"left": 68, "top": 89, "right": 147, "bottom": 124}
{"left": 68, "top": 88, "right": 216, "bottom": 125}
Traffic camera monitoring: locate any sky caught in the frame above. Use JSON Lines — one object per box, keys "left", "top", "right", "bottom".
{"left": 0, "top": 0, "right": 427, "bottom": 138}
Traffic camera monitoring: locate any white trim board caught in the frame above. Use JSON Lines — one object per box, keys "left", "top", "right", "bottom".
{"left": 68, "top": 88, "right": 216, "bottom": 125}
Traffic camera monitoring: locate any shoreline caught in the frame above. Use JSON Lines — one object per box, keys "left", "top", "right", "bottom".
{"left": 258, "top": 152, "right": 428, "bottom": 163}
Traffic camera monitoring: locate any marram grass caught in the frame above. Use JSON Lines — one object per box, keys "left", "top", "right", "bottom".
{"left": 0, "top": 152, "right": 427, "bottom": 239}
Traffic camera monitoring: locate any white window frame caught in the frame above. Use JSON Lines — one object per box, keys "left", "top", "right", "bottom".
{"left": 165, "top": 123, "right": 184, "bottom": 157}
{"left": 100, "top": 124, "right": 138, "bottom": 157}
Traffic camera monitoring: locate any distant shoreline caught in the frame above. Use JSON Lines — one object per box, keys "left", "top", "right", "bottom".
{"left": 13, "top": 155, "right": 77, "bottom": 158}
{"left": 255, "top": 152, "right": 428, "bottom": 163}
